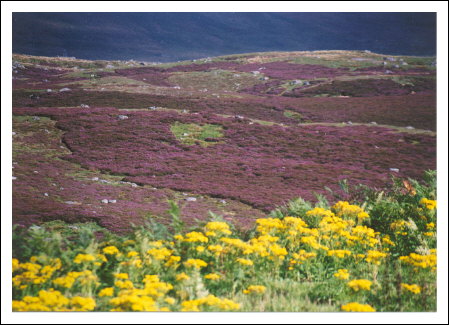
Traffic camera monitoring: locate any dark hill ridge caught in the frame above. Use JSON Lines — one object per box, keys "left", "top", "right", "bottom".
{"left": 12, "top": 12, "right": 436, "bottom": 62}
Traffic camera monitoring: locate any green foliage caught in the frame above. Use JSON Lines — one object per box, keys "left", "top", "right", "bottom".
{"left": 170, "top": 122, "right": 224, "bottom": 147}
{"left": 11, "top": 172, "right": 437, "bottom": 312}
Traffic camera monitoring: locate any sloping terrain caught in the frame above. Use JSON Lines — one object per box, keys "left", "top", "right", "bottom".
{"left": 12, "top": 51, "right": 436, "bottom": 232}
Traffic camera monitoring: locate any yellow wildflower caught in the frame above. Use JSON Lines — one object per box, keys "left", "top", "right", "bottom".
{"left": 176, "top": 272, "right": 190, "bottom": 281}
{"left": 341, "top": 302, "right": 376, "bottom": 312}
{"left": 183, "top": 258, "right": 208, "bottom": 269}
{"left": 204, "top": 273, "right": 221, "bottom": 280}
{"left": 401, "top": 283, "right": 421, "bottom": 294}
{"left": 236, "top": 258, "right": 254, "bottom": 266}
{"left": 243, "top": 285, "right": 266, "bottom": 294}
{"left": 70, "top": 296, "right": 96, "bottom": 311}
{"left": 103, "top": 246, "right": 119, "bottom": 255}
{"left": 348, "top": 279, "right": 372, "bottom": 291}
{"left": 334, "top": 269, "right": 350, "bottom": 280}
{"left": 98, "top": 287, "right": 114, "bottom": 297}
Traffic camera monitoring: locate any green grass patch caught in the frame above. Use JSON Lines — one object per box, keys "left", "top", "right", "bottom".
{"left": 170, "top": 122, "right": 224, "bottom": 147}
{"left": 283, "top": 110, "right": 304, "bottom": 122}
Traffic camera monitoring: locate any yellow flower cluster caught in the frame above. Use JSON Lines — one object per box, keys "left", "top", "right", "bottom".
{"left": 401, "top": 283, "right": 421, "bottom": 294}
{"left": 347, "top": 279, "right": 372, "bottom": 291}
{"left": 399, "top": 251, "right": 437, "bottom": 269}
{"left": 334, "top": 269, "right": 350, "bottom": 280}
{"left": 243, "top": 285, "right": 266, "bottom": 295}
{"left": 12, "top": 258, "right": 61, "bottom": 289}
{"left": 103, "top": 246, "right": 120, "bottom": 255}
{"left": 332, "top": 201, "right": 370, "bottom": 221}
{"left": 181, "top": 295, "right": 240, "bottom": 311}
{"left": 420, "top": 198, "right": 436, "bottom": 210}
{"left": 183, "top": 258, "right": 208, "bottom": 269}
{"left": 341, "top": 302, "right": 376, "bottom": 312}
{"left": 204, "top": 221, "right": 232, "bottom": 236}
{"left": 365, "top": 250, "right": 388, "bottom": 265}
{"left": 183, "top": 231, "right": 209, "bottom": 243}
{"left": 13, "top": 289, "right": 96, "bottom": 312}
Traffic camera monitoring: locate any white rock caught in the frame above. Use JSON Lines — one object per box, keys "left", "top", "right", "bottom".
{"left": 12, "top": 176, "right": 17, "bottom": 180}
{"left": 405, "top": 126, "right": 415, "bottom": 130}
{"left": 101, "top": 199, "right": 109, "bottom": 204}
{"left": 186, "top": 197, "right": 197, "bottom": 202}
{"left": 109, "top": 199, "right": 117, "bottom": 204}
{"left": 59, "top": 88, "right": 71, "bottom": 92}
{"left": 12, "top": 132, "right": 16, "bottom": 136}
{"left": 47, "top": 89, "right": 53, "bottom": 93}
{"left": 92, "top": 177, "right": 99, "bottom": 181}
{"left": 44, "top": 193, "right": 49, "bottom": 197}
{"left": 117, "top": 115, "right": 129, "bottom": 120}
{"left": 389, "top": 168, "right": 400, "bottom": 173}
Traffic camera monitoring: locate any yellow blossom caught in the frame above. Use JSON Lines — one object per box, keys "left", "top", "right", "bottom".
{"left": 401, "top": 283, "right": 421, "bottom": 294}
{"left": 183, "top": 258, "right": 208, "bottom": 269}
{"left": 176, "top": 272, "right": 190, "bottom": 281}
{"left": 103, "top": 246, "right": 120, "bottom": 255}
{"left": 236, "top": 258, "right": 254, "bottom": 266}
{"left": 98, "top": 287, "right": 114, "bottom": 297}
{"left": 204, "top": 273, "right": 221, "bottom": 280}
{"left": 243, "top": 285, "right": 266, "bottom": 294}
{"left": 334, "top": 269, "right": 350, "bottom": 280}
{"left": 348, "top": 279, "right": 372, "bottom": 291}
{"left": 341, "top": 302, "right": 376, "bottom": 312}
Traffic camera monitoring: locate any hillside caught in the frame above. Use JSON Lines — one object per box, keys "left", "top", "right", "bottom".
{"left": 12, "top": 50, "right": 436, "bottom": 232}
{"left": 12, "top": 12, "right": 436, "bottom": 61}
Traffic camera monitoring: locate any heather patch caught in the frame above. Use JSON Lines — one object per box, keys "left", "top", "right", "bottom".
{"left": 170, "top": 122, "right": 224, "bottom": 147}
{"left": 14, "top": 107, "right": 434, "bottom": 213}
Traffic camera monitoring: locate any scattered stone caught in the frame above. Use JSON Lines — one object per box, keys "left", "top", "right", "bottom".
{"left": 12, "top": 132, "right": 16, "bottom": 136}
{"left": 219, "top": 199, "right": 227, "bottom": 204}
{"left": 364, "top": 50, "right": 371, "bottom": 53}
{"left": 33, "top": 170, "right": 39, "bottom": 174}
{"left": 347, "top": 121, "right": 353, "bottom": 125}
{"left": 59, "top": 88, "right": 71, "bottom": 92}
{"left": 99, "top": 179, "right": 112, "bottom": 184}
{"left": 405, "top": 126, "right": 415, "bottom": 130}
{"left": 46, "top": 89, "right": 53, "bottom": 93}
{"left": 65, "top": 201, "right": 80, "bottom": 205}
{"left": 29, "top": 94, "right": 40, "bottom": 100}
{"left": 101, "top": 199, "right": 109, "bottom": 204}
{"left": 43, "top": 79, "right": 49, "bottom": 83}
{"left": 402, "top": 62, "right": 408, "bottom": 66}
{"left": 181, "top": 109, "right": 188, "bottom": 113}
{"left": 91, "top": 177, "right": 99, "bottom": 181}
{"left": 117, "top": 115, "right": 129, "bottom": 120}
{"left": 182, "top": 133, "right": 189, "bottom": 137}
{"left": 80, "top": 104, "right": 90, "bottom": 108}
{"left": 44, "top": 193, "right": 49, "bottom": 197}
{"left": 370, "top": 121, "right": 377, "bottom": 125}
{"left": 387, "top": 57, "right": 396, "bottom": 62}
{"left": 251, "top": 71, "right": 260, "bottom": 75}
{"left": 32, "top": 116, "right": 40, "bottom": 121}
{"left": 385, "top": 70, "right": 393, "bottom": 74}
{"left": 109, "top": 199, "right": 117, "bottom": 204}
{"left": 186, "top": 197, "right": 197, "bottom": 202}
{"left": 235, "top": 115, "right": 244, "bottom": 119}
{"left": 382, "top": 62, "right": 388, "bottom": 66}
{"left": 389, "top": 168, "right": 400, "bottom": 173}
{"left": 106, "top": 64, "right": 115, "bottom": 69}
{"left": 173, "top": 86, "right": 181, "bottom": 89}
{"left": 148, "top": 106, "right": 158, "bottom": 110}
